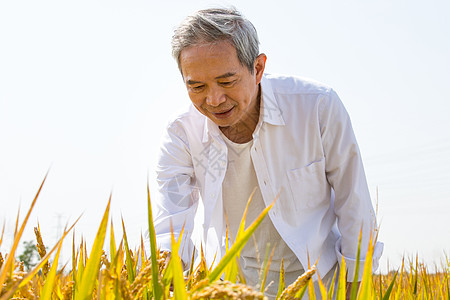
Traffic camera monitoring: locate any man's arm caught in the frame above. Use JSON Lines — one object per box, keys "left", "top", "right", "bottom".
{"left": 146, "top": 120, "right": 199, "bottom": 266}
{"left": 319, "top": 89, "right": 383, "bottom": 281}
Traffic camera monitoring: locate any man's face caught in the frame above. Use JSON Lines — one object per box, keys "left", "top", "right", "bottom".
{"left": 179, "top": 40, "right": 266, "bottom": 128}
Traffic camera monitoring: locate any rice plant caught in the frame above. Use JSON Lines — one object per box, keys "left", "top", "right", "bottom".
{"left": 0, "top": 176, "right": 449, "bottom": 299}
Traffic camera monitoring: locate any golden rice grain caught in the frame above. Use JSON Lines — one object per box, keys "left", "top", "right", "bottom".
{"left": 130, "top": 261, "right": 153, "bottom": 298}
{"left": 18, "top": 261, "right": 24, "bottom": 272}
{"left": 1, "top": 270, "right": 34, "bottom": 299}
{"left": 34, "top": 226, "right": 50, "bottom": 277}
{"left": 17, "top": 284, "right": 35, "bottom": 299}
{"left": 279, "top": 266, "right": 316, "bottom": 300}
{"left": 62, "top": 280, "right": 74, "bottom": 300}
{"left": 158, "top": 250, "right": 170, "bottom": 276}
{"left": 101, "top": 250, "right": 110, "bottom": 269}
{"left": 190, "top": 280, "right": 267, "bottom": 300}
{"left": 119, "top": 276, "right": 132, "bottom": 300}
{"left": 121, "top": 264, "right": 128, "bottom": 282}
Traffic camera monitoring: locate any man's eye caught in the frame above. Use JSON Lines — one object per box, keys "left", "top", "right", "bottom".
{"left": 220, "top": 81, "right": 235, "bottom": 86}
{"left": 191, "top": 85, "right": 205, "bottom": 91}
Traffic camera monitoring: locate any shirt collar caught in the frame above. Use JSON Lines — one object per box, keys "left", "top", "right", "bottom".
{"left": 201, "top": 74, "right": 285, "bottom": 143}
{"left": 260, "top": 74, "right": 285, "bottom": 126}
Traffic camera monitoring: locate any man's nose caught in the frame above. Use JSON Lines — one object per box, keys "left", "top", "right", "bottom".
{"left": 205, "top": 87, "right": 226, "bottom": 107}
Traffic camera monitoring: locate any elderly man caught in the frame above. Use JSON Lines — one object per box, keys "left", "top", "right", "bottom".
{"left": 150, "top": 7, "right": 382, "bottom": 299}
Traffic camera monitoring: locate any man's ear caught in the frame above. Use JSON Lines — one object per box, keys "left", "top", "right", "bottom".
{"left": 254, "top": 53, "right": 267, "bottom": 84}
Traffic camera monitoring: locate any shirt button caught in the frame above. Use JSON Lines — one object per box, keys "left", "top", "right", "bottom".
{"left": 210, "top": 194, "right": 215, "bottom": 198}
{"left": 263, "top": 180, "right": 267, "bottom": 186}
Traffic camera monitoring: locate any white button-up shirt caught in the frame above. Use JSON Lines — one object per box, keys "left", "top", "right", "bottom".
{"left": 151, "top": 73, "right": 383, "bottom": 280}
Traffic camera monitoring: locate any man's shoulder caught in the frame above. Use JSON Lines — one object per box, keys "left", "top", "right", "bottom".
{"left": 263, "top": 73, "right": 332, "bottom": 96}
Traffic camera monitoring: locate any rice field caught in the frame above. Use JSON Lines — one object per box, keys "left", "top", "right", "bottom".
{"left": 1, "top": 176, "right": 449, "bottom": 299}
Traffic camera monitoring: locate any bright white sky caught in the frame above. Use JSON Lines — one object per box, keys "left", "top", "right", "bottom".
{"left": 1, "top": 0, "right": 449, "bottom": 273}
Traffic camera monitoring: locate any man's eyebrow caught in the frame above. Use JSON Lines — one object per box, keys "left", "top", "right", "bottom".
{"left": 186, "top": 80, "right": 203, "bottom": 85}
{"left": 186, "top": 72, "right": 237, "bottom": 85}
{"left": 215, "top": 72, "right": 236, "bottom": 79}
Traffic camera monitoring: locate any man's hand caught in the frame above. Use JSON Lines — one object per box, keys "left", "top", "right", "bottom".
{"left": 346, "top": 282, "right": 361, "bottom": 300}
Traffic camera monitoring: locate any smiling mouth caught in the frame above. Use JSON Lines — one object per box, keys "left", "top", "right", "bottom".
{"left": 211, "top": 107, "right": 234, "bottom": 118}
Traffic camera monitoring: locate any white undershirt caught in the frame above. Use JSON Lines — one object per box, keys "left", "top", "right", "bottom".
{"left": 221, "top": 133, "right": 304, "bottom": 298}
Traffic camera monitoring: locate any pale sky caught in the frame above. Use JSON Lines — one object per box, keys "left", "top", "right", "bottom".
{"left": 1, "top": 0, "right": 449, "bottom": 273}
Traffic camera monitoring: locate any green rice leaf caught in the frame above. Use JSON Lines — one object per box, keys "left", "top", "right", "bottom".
{"left": 382, "top": 271, "right": 398, "bottom": 300}
{"left": 208, "top": 199, "right": 275, "bottom": 282}
{"left": 336, "top": 253, "right": 347, "bottom": 300}
{"left": 295, "top": 283, "right": 309, "bottom": 299}
{"left": 186, "top": 247, "right": 196, "bottom": 290}
{"left": 41, "top": 238, "right": 64, "bottom": 300}
{"left": 317, "top": 271, "right": 328, "bottom": 300}
{"left": 306, "top": 252, "right": 316, "bottom": 300}
{"left": 276, "top": 258, "right": 285, "bottom": 300}
{"left": 147, "top": 182, "right": 163, "bottom": 300}
{"left": 75, "top": 196, "right": 111, "bottom": 300}
{"left": 121, "top": 217, "right": 136, "bottom": 283}
{"left": 307, "top": 271, "right": 316, "bottom": 300}
{"left": 260, "top": 244, "right": 275, "bottom": 293}
{"left": 328, "top": 266, "right": 338, "bottom": 299}
{"left": 112, "top": 239, "right": 124, "bottom": 299}
{"left": 224, "top": 190, "right": 257, "bottom": 284}
{"left": 110, "top": 220, "right": 116, "bottom": 264}
{"left": 236, "top": 188, "right": 256, "bottom": 242}
{"left": 350, "top": 227, "right": 363, "bottom": 300}
{"left": 72, "top": 230, "right": 77, "bottom": 284}
{"left": 224, "top": 227, "right": 239, "bottom": 283}
{"left": 140, "top": 233, "right": 147, "bottom": 266}
{"left": 170, "top": 224, "right": 188, "bottom": 300}
{"left": 162, "top": 254, "right": 174, "bottom": 299}
{"left": 111, "top": 239, "right": 123, "bottom": 275}
{"left": 76, "top": 239, "right": 85, "bottom": 291}
{"left": 357, "top": 235, "right": 374, "bottom": 299}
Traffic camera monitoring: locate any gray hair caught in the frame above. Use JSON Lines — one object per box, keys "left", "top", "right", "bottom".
{"left": 171, "top": 7, "right": 260, "bottom": 74}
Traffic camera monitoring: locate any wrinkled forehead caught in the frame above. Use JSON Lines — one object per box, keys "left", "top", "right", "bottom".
{"left": 179, "top": 41, "right": 243, "bottom": 81}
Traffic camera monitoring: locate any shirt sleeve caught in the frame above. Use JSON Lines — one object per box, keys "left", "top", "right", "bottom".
{"left": 145, "top": 119, "right": 199, "bottom": 267}
{"left": 319, "top": 89, "right": 383, "bottom": 281}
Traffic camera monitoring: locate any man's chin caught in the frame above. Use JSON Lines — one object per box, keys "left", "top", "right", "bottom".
{"left": 208, "top": 113, "right": 237, "bottom": 127}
